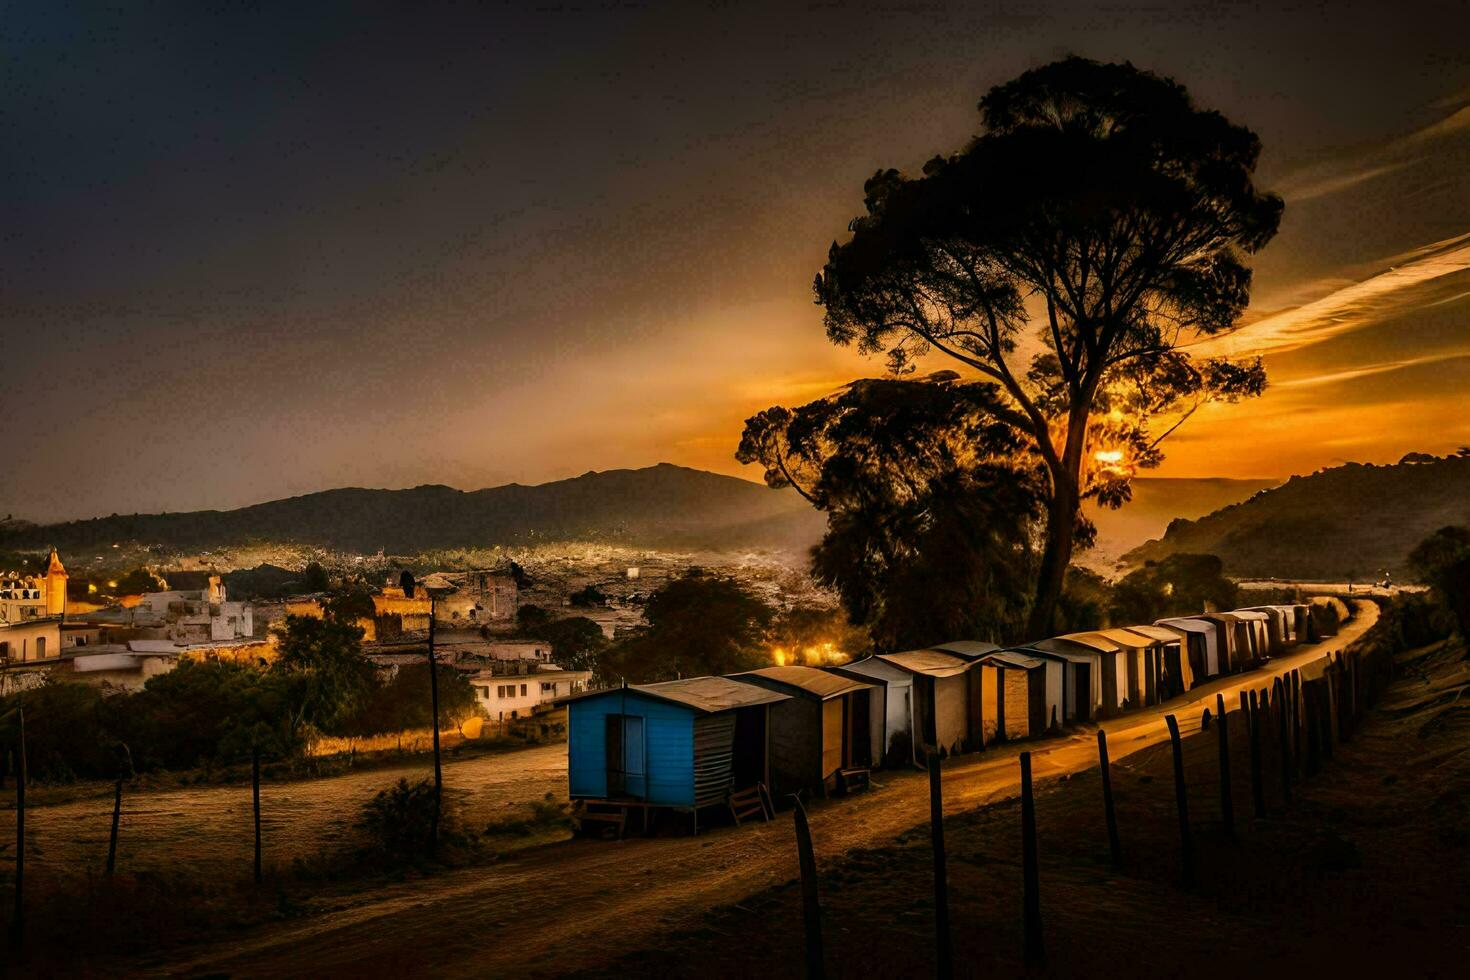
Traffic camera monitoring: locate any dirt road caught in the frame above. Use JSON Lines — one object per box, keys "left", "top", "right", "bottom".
{"left": 9, "top": 743, "right": 568, "bottom": 878}
{"left": 134, "top": 600, "right": 1377, "bottom": 979}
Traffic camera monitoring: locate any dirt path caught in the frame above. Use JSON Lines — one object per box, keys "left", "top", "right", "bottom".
{"left": 126, "top": 601, "right": 1377, "bottom": 979}
{"left": 7, "top": 743, "right": 568, "bottom": 878}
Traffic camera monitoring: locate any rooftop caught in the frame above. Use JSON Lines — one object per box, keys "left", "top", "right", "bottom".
{"left": 734, "top": 665, "right": 874, "bottom": 700}
{"left": 876, "top": 649, "right": 970, "bottom": 677}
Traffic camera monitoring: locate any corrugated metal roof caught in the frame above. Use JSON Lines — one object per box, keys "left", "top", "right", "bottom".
{"left": 557, "top": 676, "right": 790, "bottom": 713}
{"left": 1027, "top": 638, "right": 1106, "bottom": 663}
{"left": 978, "top": 649, "right": 1046, "bottom": 670}
{"left": 734, "top": 665, "right": 874, "bottom": 699}
{"left": 1092, "top": 628, "right": 1157, "bottom": 649}
{"left": 876, "top": 649, "right": 971, "bottom": 677}
{"left": 1156, "top": 617, "right": 1215, "bottom": 634}
{"left": 1122, "top": 625, "right": 1184, "bottom": 644}
{"left": 1057, "top": 631, "right": 1123, "bottom": 653}
{"left": 932, "top": 640, "right": 1001, "bottom": 660}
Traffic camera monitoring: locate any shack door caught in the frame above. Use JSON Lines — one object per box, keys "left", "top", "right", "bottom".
{"left": 849, "top": 689, "right": 872, "bottom": 768}
{"left": 1073, "top": 664, "right": 1092, "bottom": 722}
{"left": 605, "top": 715, "right": 646, "bottom": 800}
{"left": 821, "top": 698, "right": 843, "bottom": 780}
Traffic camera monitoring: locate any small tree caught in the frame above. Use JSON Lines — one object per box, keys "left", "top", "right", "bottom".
{"left": 1409, "top": 526, "right": 1470, "bottom": 637}
{"left": 272, "top": 615, "right": 375, "bottom": 739}
{"left": 538, "top": 616, "right": 607, "bottom": 673}
{"left": 1109, "top": 553, "right": 1238, "bottom": 625}
{"left": 812, "top": 58, "right": 1281, "bottom": 637}
{"left": 301, "top": 561, "right": 330, "bottom": 593}
{"left": 740, "top": 374, "right": 1043, "bottom": 651}
{"left": 602, "top": 573, "right": 773, "bottom": 682}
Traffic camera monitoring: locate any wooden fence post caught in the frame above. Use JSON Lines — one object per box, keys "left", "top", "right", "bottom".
{"left": 252, "top": 745, "right": 263, "bottom": 885}
{"left": 1216, "top": 693, "right": 1234, "bottom": 840}
{"left": 792, "top": 797, "right": 824, "bottom": 980}
{"left": 106, "top": 776, "right": 123, "bottom": 877}
{"left": 928, "top": 756, "right": 952, "bottom": 980}
{"left": 1097, "top": 730, "right": 1121, "bottom": 867}
{"left": 11, "top": 708, "right": 26, "bottom": 945}
{"left": 1304, "top": 682, "right": 1321, "bottom": 778}
{"left": 1165, "top": 714, "right": 1194, "bottom": 888}
{"left": 1291, "top": 671, "right": 1303, "bottom": 776}
{"left": 1020, "top": 752, "right": 1044, "bottom": 966}
{"left": 1246, "top": 690, "right": 1265, "bottom": 818}
{"left": 1275, "top": 678, "right": 1292, "bottom": 805}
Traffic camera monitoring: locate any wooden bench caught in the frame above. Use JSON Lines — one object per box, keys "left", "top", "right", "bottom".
{"left": 575, "top": 802, "right": 630, "bottom": 839}
{"left": 838, "top": 767, "right": 871, "bottom": 794}
{"left": 727, "top": 783, "right": 774, "bottom": 826}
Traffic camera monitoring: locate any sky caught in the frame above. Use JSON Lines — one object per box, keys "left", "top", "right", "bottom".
{"left": 4, "top": 1, "right": 1470, "bottom": 522}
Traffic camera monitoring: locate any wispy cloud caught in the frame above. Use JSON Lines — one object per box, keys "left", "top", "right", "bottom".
{"left": 1273, "top": 350, "right": 1470, "bottom": 389}
{"left": 1196, "top": 232, "right": 1470, "bottom": 358}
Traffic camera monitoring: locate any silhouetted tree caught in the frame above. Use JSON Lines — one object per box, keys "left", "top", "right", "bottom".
{"left": 740, "top": 374, "right": 1042, "bottom": 651}
{"left": 301, "top": 561, "right": 329, "bottom": 593}
{"left": 325, "top": 589, "right": 376, "bottom": 623}
{"left": 272, "top": 615, "right": 375, "bottom": 738}
{"left": 811, "top": 57, "right": 1281, "bottom": 637}
{"left": 538, "top": 616, "right": 607, "bottom": 673}
{"left": 516, "top": 604, "right": 553, "bottom": 630}
{"left": 602, "top": 573, "right": 772, "bottom": 682}
{"left": 1409, "top": 526, "right": 1470, "bottom": 637}
{"left": 1109, "top": 553, "right": 1238, "bottom": 624}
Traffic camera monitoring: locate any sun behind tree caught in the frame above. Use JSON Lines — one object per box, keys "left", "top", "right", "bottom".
{"left": 809, "top": 57, "right": 1282, "bottom": 638}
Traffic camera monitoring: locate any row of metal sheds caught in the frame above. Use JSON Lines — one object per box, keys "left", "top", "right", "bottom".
{"left": 563, "top": 667, "right": 884, "bottom": 816}
{"left": 561, "top": 598, "right": 1347, "bottom": 826}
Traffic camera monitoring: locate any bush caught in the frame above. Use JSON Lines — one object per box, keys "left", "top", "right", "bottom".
{"left": 483, "top": 792, "right": 572, "bottom": 837}
{"left": 0, "top": 682, "right": 117, "bottom": 782}
{"left": 336, "top": 662, "right": 481, "bottom": 737}
{"left": 356, "top": 778, "right": 482, "bottom": 866}
{"left": 1391, "top": 591, "right": 1458, "bottom": 649}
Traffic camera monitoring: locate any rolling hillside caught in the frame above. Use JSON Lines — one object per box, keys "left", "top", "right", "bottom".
{"left": 0, "top": 464, "right": 825, "bottom": 555}
{"left": 1123, "top": 454, "right": 1470, "bottom": 579}
{"left": 1081, "top": 477, "right": 1279, "bottom": 571}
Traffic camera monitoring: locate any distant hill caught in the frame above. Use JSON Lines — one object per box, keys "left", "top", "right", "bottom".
{"left": 1080, "top": 477, "right": 1279, "bottom": 572}
{"left": 0, "top": 464, "right": 826, "bottom": 555}
{"left": 1123, "top": 454, "right": 1470, "bottom": 580}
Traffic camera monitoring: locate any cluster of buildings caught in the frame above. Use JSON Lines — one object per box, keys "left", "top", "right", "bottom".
{"left": 562, "top": 596, "right": 1352, "bottom": 833}
{"left": 272, "top": 568, "right": 588, "bottom": 722}
{"left": 0, "top": 554, "right": 588, "bottom": 720}
{"left": 0, "top": 551, "right": 273, "bottom": 695}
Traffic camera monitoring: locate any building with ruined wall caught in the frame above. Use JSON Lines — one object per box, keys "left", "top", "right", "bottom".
{"left": 0, "top": 548, "right": 68, "bottom": 663}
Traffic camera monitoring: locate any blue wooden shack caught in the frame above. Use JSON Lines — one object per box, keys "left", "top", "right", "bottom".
{"left": 562, "top": 677, "right": 790, "bottom": 828}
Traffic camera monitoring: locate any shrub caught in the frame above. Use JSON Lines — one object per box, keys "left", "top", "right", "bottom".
{"left": 356, "top": 778, "right": 482, "bottom": 866}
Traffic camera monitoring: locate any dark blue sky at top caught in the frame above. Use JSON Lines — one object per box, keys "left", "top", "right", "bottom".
{"left": 4, "top": 1, "right": 1469, "bottom": 520}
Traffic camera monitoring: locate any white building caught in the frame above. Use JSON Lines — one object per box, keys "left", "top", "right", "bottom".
{"left": 117, "top": 575, "right": 255, "bottom": 643}
{"left": 0, "top": 548, "right": 68, "bottom": 664}
{"left": 471, "top": 664, "right": 590, "bottom": 721}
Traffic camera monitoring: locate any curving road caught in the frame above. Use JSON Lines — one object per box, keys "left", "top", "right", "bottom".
{"left": 140, "top": 600, "right": 1377, "bottom": 978}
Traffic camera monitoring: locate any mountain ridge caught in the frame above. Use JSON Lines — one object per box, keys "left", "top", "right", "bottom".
{"left": 1123, "top": 453, "right": 1470, "bottom": 579}
{"left": 0, "top": 463, "right": 826, "bottom": 554}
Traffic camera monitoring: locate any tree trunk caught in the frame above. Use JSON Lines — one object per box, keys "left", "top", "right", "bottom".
{"left": 1024, "top": 481, "right": 1080, "bottom": 641}
{"left": 1022, "top": 376, "right": 1097, "bottom": 641}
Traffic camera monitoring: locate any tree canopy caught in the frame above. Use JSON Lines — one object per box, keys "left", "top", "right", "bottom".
{"left": 1409, "top": 526, "right": 1470, "bottom": 637}
{"left": 537, "top": 616, "right": 607, "bottom": 673}
{"left": 1108, "top": 553, "right": 1238, "bottom": 625}
{"left": 809, "top": 57, "right": 1281, "bottom": 637}
{"left": 601, "top": 572, "right": 773, "bottom": 683}
{"left": 273, "top": 614, "right": 376, "bottom": 738}
{"left": 739, "top": 374, "right": 1042, "bottom": 651}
